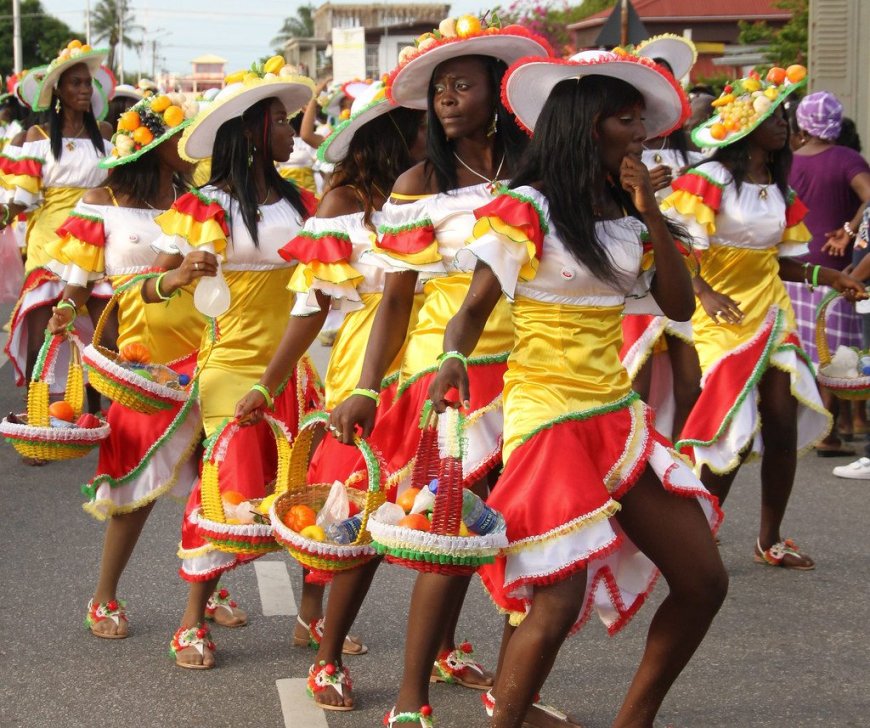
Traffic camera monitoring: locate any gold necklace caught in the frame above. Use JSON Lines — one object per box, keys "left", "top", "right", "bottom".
{"left": 748, "top": 168, "right": 773, "bottom": 200}
{"left": 643, "top": 138, "right": 668, "bottom": 165}
{"left": 453, "top": 151, "right": 505, "bottom": 190}
{"left": 65, "top": 122, "right": 85, "bottom": 151}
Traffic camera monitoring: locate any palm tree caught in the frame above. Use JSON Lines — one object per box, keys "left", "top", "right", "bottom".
{"left": 91, "top": 0, "right": 143, "bottom": 72}
{"left": 272, "top": 4, "right": 316, "bottom": 49}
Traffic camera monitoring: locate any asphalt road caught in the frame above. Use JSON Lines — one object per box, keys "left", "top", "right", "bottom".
{"left": 0, "top": 321, "right": 867, "bottom": 727}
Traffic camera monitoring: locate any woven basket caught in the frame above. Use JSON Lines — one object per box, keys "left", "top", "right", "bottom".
{"left": 271, "top": 411, "right": 386, "bottom": 583}
{"left": 815, "top": 289, "right": 870, "bottom": 400}
{"left": 83, "top": 273, "right": 193, "bottom": 414}
{"left": 367, "top": 406, "right": 507, "bottom": 576}
{"left": 192, "top": 414, "right": 292, "bottom": 555}
{"left": 0, "top": 332, "right": 110, "bottom": 460}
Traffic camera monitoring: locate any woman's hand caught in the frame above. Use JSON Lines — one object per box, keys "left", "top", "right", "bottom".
{"left": 234, "top": 389, "right": 267, "bottom": 426}
{"left": 172, "top": 250, "right": 218, "bottom": 287}
{"left": 697, "top": 286, "right": 744, "bottom": 325}
{"left": 620, "top": 155, "right": 658, "bottom": 215}
{"left": 646, "top": 164, "right": 673, "bottom": 193}
{"left": 327, "top": 394, "right": 377, "bottom": 445}
{"left": 825, "top": 269, "right": 867, "bottom": 300}
{"left": 428, "top": 359, "right": 470, "bottom": 413}
{"left": 47, "top": 305, "right": 75, "bottom": 335}
{"left": 821, "top": 227, "right": 851, "bottom": 257}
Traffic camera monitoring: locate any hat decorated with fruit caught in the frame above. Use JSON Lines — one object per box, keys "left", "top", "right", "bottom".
{"left": 386, "top": 13, "right": 554, "bottom": 110}
{"left": 318, "top": 80, "right": 396, "bottom": 164}
{"left": 21, "top": 62, "right": 112, "bottom": 120}
{"left": 503, "top": 50, "right": 690, "bottom": 139}
{"left": 692, "top": 64, "right": 807, "bottom": 148}
{"left": 34, "top": 40, "right": 109, "bottom": 111}
{"left": 102, "top": 92, "right": 199, "bottom": 168}
{"left": 634, "top": 34, "right": 697, "bottom": 80}
{"left": 179, "top": 55, "right": 314, "bottom": 161}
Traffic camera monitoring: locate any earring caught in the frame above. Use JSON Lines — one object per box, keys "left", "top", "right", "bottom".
{"left": 54, "top": 97, "right": 61, "bottom": 113}
{"left": 486, "top": 111, "right": 498, "bottom": 137}
{"left": 247, "top": 143, "right": 254, "bottom": 167}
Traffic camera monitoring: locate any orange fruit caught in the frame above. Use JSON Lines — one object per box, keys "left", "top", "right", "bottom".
{"left": 710, "top": 122, "right": 727, "bottom": 140}
{"left": 118, "top": 111, "right": 141, "bottom": 132}
{"left": 132, "top": 126, "right": 154, "bottom": 145}
{"left": 283, "top": 504, "right": 317, "bottom": 532}
{"left": 80, "top": 44, "right": 91, "bottom": 53}
{"left": 120, "top": 342, "right": 151, "bottom": 364}
{"left": 48, "top": 401, "right": 75, "bottom": 421}
{"left": 150, "top": 95, "right": 171, "bottom": 113}
{"left": 398, "top": 513, "right": 431, "bottom": 532}
{"left": 163, "top": 105, "right": 184, "bottom": 127}
{"left": 455, "top": 15, "right": 482, "bottom": 37}
{"left": 68, "top": 40, "right": 82, "bottom": 49}
{"left": 785, "top": 64, "right": 807, "bottom": 83}
{"left": 221, "top": 490, "right": 248, "bottom": 505}
{"left": 396, "top": 487, "right": 420, "bottom": 514}
{"left": 766, "top": 67, "right": 787, "bottom": 85}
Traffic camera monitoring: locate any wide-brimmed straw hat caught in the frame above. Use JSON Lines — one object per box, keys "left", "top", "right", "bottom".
{"left": 503, "top": 50, "right": 689, "bottom": 139}
{"left": 20, "top": 63, "right": 113, "bottom": 120}
{"left": 179, "top": 56, "right": 314, "bottom": 161}
{"left": 102, "top": 92, "right": 199, "bottom": 168}
{"left": 34, "top": 40, "right": 109, "bottom": 111}
{"left": 318, "top": 81, "right": 397, "bottom": 164}
{"left": 692, "top": 65, "right": 807, "bottom": 148}
{"left": 112, "top": 84, "right": 144, "bottom": 102}
{"left": 634, "top": 34, "right": 697, "bottom": 80}
{"left": 386, "top": 15, "right": 553, "bottom": 110}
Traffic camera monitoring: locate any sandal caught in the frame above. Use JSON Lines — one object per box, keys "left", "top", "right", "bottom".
{"left": 754, "top": 538, "right": 815, "bottom": 571}
{"left": 307, "top": 661, "right": 354, "bottom": 712}
{"left": 385, "top": 705, "right": 434, "bottom": 727}
{"left": 430, "top": 642, "right": 493, "bottom": 690}
{"left": 482, "top": 689, "right": 585, "bottom": 727}
{"left": 170, "top": 623, "right": 216, "bottom": 670}
{"left": 205, "top": 585, "right": 247, "bottom": 628}
{"left": 85, "top": 598, "right": 128, "bottom": 639}
{"left": 293, "top": 615, "right": 369, "bottom": 655}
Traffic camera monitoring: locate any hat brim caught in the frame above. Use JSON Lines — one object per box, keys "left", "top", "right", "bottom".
{"left": 635, "top": 35, "right": 697, "bottom": 80}
{"left": 318, "top": 98, "right": 396, "bottom": 164}
{"left": 388, "top": 32, "right": 553, "bottom": 110}
{"left": 91, "top": 79, "right": 109, "bottom": 121}
{"left": 179, "top": 76, "right": 315, "bottom": 161}
{"left": 504, "top": 55, "right": 689, "bottom": 140}
{"left": 101, "top": 119, "right": 192, "bottom": 169}
{"left": 17, "top": 66, "right": 47, "bottom": 109}
{"left": 691, "top": 77, "right": 806, "bottom": 149}
{"left": 34, "top": 49, "right": 109, "bottom": 111}
{"left": 342, "top": 80, "right": 372, "bottom": 100}
{"left": 112, "top": 84, "right": 143, "bottom": 101}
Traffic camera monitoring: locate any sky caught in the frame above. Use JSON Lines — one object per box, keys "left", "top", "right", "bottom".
{"left": 41, "top": 0, "right": 485, "bottom": 77}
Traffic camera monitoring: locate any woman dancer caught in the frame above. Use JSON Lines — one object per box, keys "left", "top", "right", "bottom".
{"left": 325, "top": 16, "right": 554, "bottom": 726}
{"left": 668, "top": 68, "right": 865, "bottom": 569}
{"left": 45, "top": 94, "right": 204, "bottom": 638}
{"left": 429, "top": 50, "right": 725, "bottom": 728}
{"left": 144, "top": 63, "right": 323, "bottom": 667}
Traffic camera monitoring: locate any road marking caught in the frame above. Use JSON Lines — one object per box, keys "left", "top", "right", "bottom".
{"left": 276, "top": 678, "right": 329, "bottom": 728}
{"left": 254, "top": 559, "right": 297, "bottom": 616}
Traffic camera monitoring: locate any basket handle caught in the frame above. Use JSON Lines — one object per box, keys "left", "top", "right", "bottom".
{"left": 814, "top": 289, "right": 842, "bottom": 368}
{"left": 26, "top": 332, "right": 85, "bottom": 425}
{"left": 200, "top": 414, "right": 294, "bottom": 524}
{"left": 91, "top": 272, "right": 162, "bottom": 351}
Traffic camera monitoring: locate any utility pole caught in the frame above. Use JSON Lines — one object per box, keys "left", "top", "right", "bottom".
{"left": 85, "top": 0, "right": 91, "bottom": 45}
{"left": 117, "top": 0, "right": 125, "bottom": 81}
{"left": 620, "top": 0, "right": 628, "bottom": 47}
{"left": 12, "top": 0, "right": 23, "bottom": 73}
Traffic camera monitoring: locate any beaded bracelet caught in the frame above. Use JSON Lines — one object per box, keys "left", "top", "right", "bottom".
{"left": 812, "top": 264, "right": 821, "bottom": 291}
{"left": 350, "top": 387, "right": 379, "bottom": 403}
{"left": 250, "top": 383, "right": 273, "bottom": 408}
{"left": 154, "top": 272, "right": 178, "bottom": 301}
{"left": 437, "top": 351, "right": 468, "bottom": 370}
{"left": 55, "top": 299, "right": 78, "bottom": 321}
{"left": 844, "top": 221, "right": 857, "bottom": 239}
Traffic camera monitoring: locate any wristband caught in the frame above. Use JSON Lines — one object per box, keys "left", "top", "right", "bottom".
{"left": 0, "top": 205, "right": 11, "bottom": 227}
{"left": 350, "top": 387, "right": 379, "bottom": 403}
{"left": 55, "top": 300, "right": 78, "bottom": 320}
{"left": 154, "top": 271, "right": 178, "bottom": 301}
{"left": 812, "top": 265, "right": 821, "bottom": 291}
{"left": 250, "top": 383, "right": 273, "bottom": 409}
{"left": 437, "top": 351, "right": 468, "bottom": 370}
{"left": 844, "top": 221, "right": 857, "bottom": 239}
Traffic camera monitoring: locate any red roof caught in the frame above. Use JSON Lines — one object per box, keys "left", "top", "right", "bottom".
{"left": 569, "top": 0, "right": 791, "bottom": 29}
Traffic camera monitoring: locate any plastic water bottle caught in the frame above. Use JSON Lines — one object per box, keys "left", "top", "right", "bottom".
{"left": 461, "top": 490, "right": 501, "bottom": 535}
{"left": 410, "top": 478, "right": 439, "bottom": 514}
{"left": 194, "top": 261, "right": 231, "bottom": 317}
{"left": 325, "top": 514, "right": 363, "bottom": 544}
{"left": 860, "top": 355, "right": 870, "bottom": 376}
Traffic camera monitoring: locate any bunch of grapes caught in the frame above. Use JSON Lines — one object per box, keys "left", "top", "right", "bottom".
{"left": 140, "top": 109, "right": 165, "bottom": 137}
{"left": 718, "top": 98, "right": 759, "bottom": 133}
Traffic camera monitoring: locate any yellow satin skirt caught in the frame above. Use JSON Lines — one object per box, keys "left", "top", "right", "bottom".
{"left": 693, "top": 246, "right": 797, "bottom": 374}
{"left": 197, "top": 268, "right": 294, "bottom": 435}
{"left": 25, "top": 186, "right": 85, "bottom": 272}
{"left": 399, "top": 272, "right": 513, "bottom": 387}
{"left": 325, "top": 291, "right": 423, "bottom": 410}
{"left": 503, "top": 299, "right": 633, "bottom": 463}
{"left": 111, "top": 275, "right": 204, "bottom": 365}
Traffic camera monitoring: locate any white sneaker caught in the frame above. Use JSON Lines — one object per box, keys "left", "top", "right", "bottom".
{"left": 832, "top": 457, "right": 870, "bottom": 479}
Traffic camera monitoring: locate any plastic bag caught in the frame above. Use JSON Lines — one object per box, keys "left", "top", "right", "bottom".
{"left": 316, "top": 480, "right": 350, "bottom": 528}
{"left": 0, "top": 226, "right": 25, "bottom": 304}
{"left": 373, "top": 501, "right": 405, "bottom": 526}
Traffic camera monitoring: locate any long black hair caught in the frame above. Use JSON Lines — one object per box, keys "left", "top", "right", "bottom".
{"left": 205, "top": 97, "right": 308, "bottom": 245}
{"left": 704, "top": 115, "right": 792, "bottom": 198}
{"left": 329, "top": 107, "right": 424, "bottom": 230}
{"left": 424, "top": 55, "right": 528, "bottom": 193}
{"left": 48, "top": 93, "right": 105, "bottom": 160}
{"left": 511, "top": 76, "right": 689, "bottom": 286}
{"left": 106, "top": 142, "right": 190, "bottom": 208}
{"left": 648, "top": 57, "right": 690, "bottom": 166}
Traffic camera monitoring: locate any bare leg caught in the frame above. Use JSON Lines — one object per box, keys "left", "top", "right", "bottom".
{"left": 176, "top": 576, "right": 219, "bottom": 667}
{"left": 632, "top": 357, "right": 653, "bottom": 402}
{"left": 664, "top": 335, "right": 701, "bottom": 442}
{"left": 611, "top": 470, "right": 727, "bottom": 728}
{"left": 818, "top": 387, "right": 846, "bottom": 448}
{"left": 25, "top": 304, "right": 53, "bottom": 382}
{"left": 89, "top": 502, "right": 155, "bottom": 637}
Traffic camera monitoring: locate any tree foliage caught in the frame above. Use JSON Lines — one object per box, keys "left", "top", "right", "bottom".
{"left": 272, "top": 4, "right": 316, "bottom": 50}
{"left": 494, "top": 0, "right": 616, "bottom": 56}
{"left": 0, "top": 0, "right": 81, "bottom": 77}
{"left": 91, "top": 0, "right": 143, "bottom": 72}
{"left": 738, "top": 0, "right": 808, "bottom": 67}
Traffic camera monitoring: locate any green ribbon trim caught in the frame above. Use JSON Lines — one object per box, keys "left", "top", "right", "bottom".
{"left": 682, "top": 169, "right": 726, "bottom": 190}
{"left": 498, "top": 187, "right": 550, "bottom": 235}
{"left": 378, "top": 218, "right": 434, "bottom": 235}
{"left": 396, "top": 352, "right": 509, "bottom": 399}
{"left": 295, "top": 229, "right": 352, "bottom": 243}
{"left": 373, "top": 541, "right": 495, "bottom": 566}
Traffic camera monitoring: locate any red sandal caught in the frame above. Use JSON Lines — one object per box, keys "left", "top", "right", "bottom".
{"left": 307, "top": 661, "right": 353, "bottom": 712}
{"left": 754, "top": 538, "right": 815, "bottom": 570}
{"left": 430, "top": 642, "right": 493, "bottom": 690}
